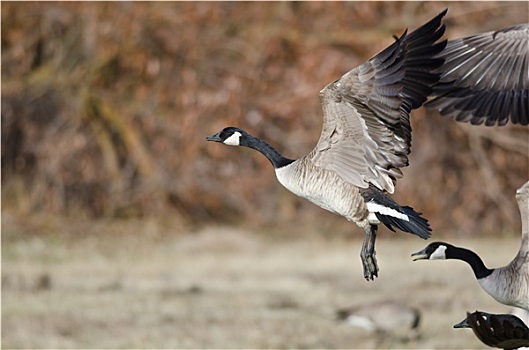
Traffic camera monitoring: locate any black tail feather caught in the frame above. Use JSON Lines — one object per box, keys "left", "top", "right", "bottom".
{"left": 360, "top": 185, "right": 432, "bottom": 239}
{"left": 375, "top": 206, "right": 431, "bottom": 239}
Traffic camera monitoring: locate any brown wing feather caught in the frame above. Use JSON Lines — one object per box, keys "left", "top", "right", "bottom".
{"left": 426, "top": 23, "right": 529, "bottom": 125}
{"left": 309, "top": 10, "right": 447, "bottom": 193}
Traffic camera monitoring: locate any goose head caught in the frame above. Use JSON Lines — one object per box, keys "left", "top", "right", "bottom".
{"left": 453, "top": 310, "right": 498, "bottom": 328}
{"left": 411, "top": 242, "right": 454, "bottom": 261}
{"left": 206, "top": 127, "right": 249, "bottom": 147}
{"left": 207, "top": 126, "right": 293, "bottom": 169}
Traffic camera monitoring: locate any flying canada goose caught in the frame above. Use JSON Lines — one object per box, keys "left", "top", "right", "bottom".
{"left": 426, "top": 23, "right": 529, "bottom": 125}
{"left": 412, "top": 180, "right": 529, "bottom": 310}
{"left": 454, "top": 311, "right": 529, "bottom": 350}
{"left": 207, "top": 11, "right": 448, "bottom": 280}
{"left": 336, "top": 300, "right": 421, "bottom": 340}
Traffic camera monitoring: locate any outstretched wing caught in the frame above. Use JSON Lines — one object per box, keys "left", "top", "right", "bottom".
{"left": 426, "top": 24, "right": 529, "bottom": 126}
{"left": 309, "top": 10, "right": 447, "bottom": 194}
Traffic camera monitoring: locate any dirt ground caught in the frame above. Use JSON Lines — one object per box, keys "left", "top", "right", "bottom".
{"left": 2, "top": 214, "right": 527, "bottom": 349}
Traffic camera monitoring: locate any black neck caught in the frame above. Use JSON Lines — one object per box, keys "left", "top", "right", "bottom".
{"left": 243, "top": 135, "right": 295, "bottom": 169}
{"left": 448, "top": 247, "right": 494, "bottom": 279}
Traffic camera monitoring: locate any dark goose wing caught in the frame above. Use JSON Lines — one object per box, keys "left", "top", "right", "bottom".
{"left": 466, "top": 311, "right": 529, "bottom": 349}
{"left": 426, "top": 24, "right": 529, "bottom": 126}
{"left": 309, "top": 10, "right": 447, "bottom": 194}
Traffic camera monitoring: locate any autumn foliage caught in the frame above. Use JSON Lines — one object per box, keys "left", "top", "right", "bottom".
{"left": 2, "top": 2, "right": 528, "bottom": 236}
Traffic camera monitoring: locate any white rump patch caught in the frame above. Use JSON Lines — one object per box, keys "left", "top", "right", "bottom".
{"left": 367, "top": 212, "right": 381, "bottom": 224}
{"left": 224, "top": 131, "right": 241, "bottom": 146}
{"left": 345, "top": 315, "right": 376, "bottom": 331}
{"left": 366, "top": 201, "right": 409, "bottom": 221}
{"left": 430, "top": 245, "right": 447, "bottom": 260}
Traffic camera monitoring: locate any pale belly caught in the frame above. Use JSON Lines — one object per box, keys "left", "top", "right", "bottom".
{"left": 275, "top": 161, "right": 368, "bottom": 226}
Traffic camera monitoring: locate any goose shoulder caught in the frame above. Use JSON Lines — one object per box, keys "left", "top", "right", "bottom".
{"left": 479, "top": 267, "right": 529, "bottom": 310}
{"left": 512, "top": 180, "right": 529, "bottom": 310}
{"left": 516, "top": 180, "right": 529, "bottom": 258}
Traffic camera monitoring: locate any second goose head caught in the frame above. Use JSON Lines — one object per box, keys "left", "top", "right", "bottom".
{"left": 411, "top": 241, "right": 453, "bottom": 261}
{"left": 411, "top": 241, "right": 493, "bottom": 280}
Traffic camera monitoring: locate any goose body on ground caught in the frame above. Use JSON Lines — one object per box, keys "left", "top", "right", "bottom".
{"left": 336, "top": 300, "right": 421, "bottom": 340}
{"left": 412, "top": 181, "right": 529, "bottom": 310}
{"left": 207, "top": 11, "right": 448, "bottom": 280}
{"left": 426, "top": 23, "right": 529, "bottom": 125}
{"left": 454, "top": 310, "right": 529, "bottom": 350}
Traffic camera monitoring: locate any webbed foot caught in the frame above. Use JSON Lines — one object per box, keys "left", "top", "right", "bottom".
{"left": 360, "top": 225, "right": 379, "bottom": 281}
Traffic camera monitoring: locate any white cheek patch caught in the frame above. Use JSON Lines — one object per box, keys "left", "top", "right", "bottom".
{"left": 430, "top": 245, "right": 447, "bottom": 260}
{"left": 223, "top": 131, "right": 241, "bottom": 146}
{"left": 366, "top": 201, "right": 409, "bottom": 222}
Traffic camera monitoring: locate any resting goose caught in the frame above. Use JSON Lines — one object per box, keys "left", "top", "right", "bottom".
{"left": 336, "top": 300, "right": 421, "bottom": 340}
{"left": 207, "top": 11, "right": 448, "bottom": 280}
{"left": 426, "top": 23, "right": 529, "bottom": 125}
{"left": 412, "top": 180, "right": 529, "bottom": 310}
{"left": 454, "top": 311, "right": 529, "bottom": 350}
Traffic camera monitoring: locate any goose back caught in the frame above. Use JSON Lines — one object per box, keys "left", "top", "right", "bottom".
{"left": 455, "top": 311, "right": 529, "bottom": 350}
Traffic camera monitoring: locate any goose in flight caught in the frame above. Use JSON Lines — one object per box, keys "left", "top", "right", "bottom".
{"left": 454, "top": 311, "right": 529, "bottom": 349}
{"left": 412, "top": 180, "right": 529, "bottom": 310}
{"left": 207, "top": 11, "right": 447, "bottom": 280}
{"left": 426, "top": 23, "right": 529, "bottom": 125}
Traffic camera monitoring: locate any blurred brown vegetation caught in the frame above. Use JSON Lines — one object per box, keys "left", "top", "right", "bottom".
{"left": 2, "top": 2, "right": 528, "bottom": 236}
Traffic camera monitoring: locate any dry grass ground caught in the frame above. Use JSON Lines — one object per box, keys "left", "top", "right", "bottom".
{"left": 3, "top": 213, "right": 526, "bottom": 349}
{"left": 3, "top": 3, "right": 528, "bottom": 348}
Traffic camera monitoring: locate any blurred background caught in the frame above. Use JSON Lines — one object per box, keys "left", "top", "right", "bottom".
{"left": 2, "top": 1, "right": 528, "bottom": 348}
